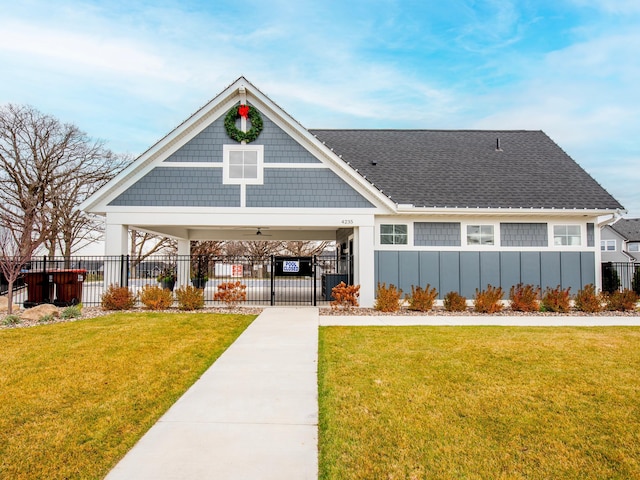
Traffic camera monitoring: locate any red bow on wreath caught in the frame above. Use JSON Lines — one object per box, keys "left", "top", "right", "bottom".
{"left": 238, "top": 105, "right": 250, "bottom": 119}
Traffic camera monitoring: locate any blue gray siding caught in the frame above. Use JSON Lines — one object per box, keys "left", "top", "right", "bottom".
{"left": 109, "top": 166, "right": 372, "bottom": 208}
{"left": 500, "top": 223, "right": 548, "bottom": 247}
{"left": 108, "top": 168, "right": 240, "bottom": 207}
{"left": 246, "top": 169, "right": 373, "bottom": 208}
{"left": 414, "top": 222, "right": 461, "bottom": 246}
{"left": 375, "top": 250, "right": 596, "bottom": 298}
{"left": 165, "top": 106, "right": 321, "bottom": 164}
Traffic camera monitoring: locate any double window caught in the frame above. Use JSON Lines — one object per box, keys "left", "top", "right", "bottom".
{"left": 466, "top": 225, "right": 494, "bottom": 245}
{"left": 601, "top": 240, "right": 616, "bottom": 251}
{"left": 553, "top": 225, "right": 581, "bottom": 246}
{"left": 223, "top": 145, "right": 264, "bottom": 185}
{"left": 380, "top": 224, "right": 408, "bottom": 245}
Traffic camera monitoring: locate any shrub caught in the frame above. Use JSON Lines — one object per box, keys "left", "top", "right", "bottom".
{"left": 101, "top": 284, "right": 136, "bottom": 311}
{"left": 407, "top": 284, "right": 438, "bottom": 312}
{"left": 574, "top": 284, "right": 603, "bottom": 313}
{"left": 443, "top": 291, "right": 467, "bottom": 312}
{"left": 61, "top": 305, "right": 82, "bottom": 319}
{"left": 175, "top": 285, "right": 205, "bottom": 311}
{"left": 541, "top": 286, "right": 571, "bottom": 313}
{"left": 375, "top": 283, "right": 403, "bottom": 312}
{"left": 3, "top": 314, "right": 21, "bottom": 326}
{"left": 474, "top": 285, "right": 504, "bottom": 313}
{"left": 139, "top": 285, "right": 174, "bottom": 310}
{"left": 605, "top": 289, "right": 639, "bottom": 312}
{"left": 214, "top": 281, "right": 247, "bottom": 307}
{"left": 509, "top": 283, "right": 540, "bottom": 312}
{"left": 330, "top": 282, "right": 360, "bottom": 311}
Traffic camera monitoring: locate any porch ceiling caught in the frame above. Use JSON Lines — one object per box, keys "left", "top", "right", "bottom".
{"left": 134, "top": 225, "right": 339, "bottom": 241}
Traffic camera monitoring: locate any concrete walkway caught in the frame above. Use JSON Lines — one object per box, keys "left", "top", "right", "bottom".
{"left": 105, "top": 307, "right": 319, "bottom": 480}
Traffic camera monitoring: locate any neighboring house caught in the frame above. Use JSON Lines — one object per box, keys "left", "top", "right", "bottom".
{"left": 80, "top": 77, "right": 624, "bottom": 307}
{"left": 601, "top": 218, "right": 640, "bottom": 263}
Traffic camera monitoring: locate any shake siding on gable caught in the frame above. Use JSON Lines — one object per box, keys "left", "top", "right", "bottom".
{"left": 165, "top": 111, "right": 321, "bottom": 164}
{"left": 109, "top": 168, "right": 240, "bottom": 207}
{"left": 247, "top": 169, "right": 373, "bottom": 208}
{"left": 109, "top": 108, "right": 373, "bottom": 208}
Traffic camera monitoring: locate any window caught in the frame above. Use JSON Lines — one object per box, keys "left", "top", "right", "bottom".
{"left": 553, "top": 225, "right": 581, "bottom": 246}
{"left": 601, "top": 240, "right": 616, "bottom": 251}
{"left": 629, "top": 243, "right": 640, "bottom": 252}
{"left": 380, "top": 224, "right": 408, "bottom": 245}
{"left": 466, "top": 225, "right": 494, "bottom": 245}
{"left": 223, "top": 145, "right": 264, "bottom": 184}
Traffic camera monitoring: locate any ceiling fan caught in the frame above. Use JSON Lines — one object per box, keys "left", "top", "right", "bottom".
{"left": 243, "top": 227, "right": 272, "bottom": 237}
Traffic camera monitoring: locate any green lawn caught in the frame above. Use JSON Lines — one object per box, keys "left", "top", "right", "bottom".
{"left": 0, "top": 312, "right": 255, "bottom": 480}
{"left": 319, "top": 326, "right": 640, "bottom": 479}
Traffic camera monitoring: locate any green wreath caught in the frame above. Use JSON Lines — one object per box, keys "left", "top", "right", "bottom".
{"left": 224, "top": 105, "right": 263, "bottom": 143}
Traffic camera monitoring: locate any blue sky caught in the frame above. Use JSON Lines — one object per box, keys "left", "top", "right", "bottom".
{"left": 1, "top": 0, "right": 639, "bottom": 215}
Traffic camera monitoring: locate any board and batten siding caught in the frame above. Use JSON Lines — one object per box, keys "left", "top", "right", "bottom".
{"left": 375, "top": 250, "right": 596, "bottom": 298}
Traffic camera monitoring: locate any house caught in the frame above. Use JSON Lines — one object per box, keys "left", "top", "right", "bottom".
{"left": 601, "top": 218, "right": 640, "bottom": 263}
{"left": 80, "top": 77, "right": 624, "bottom": 307}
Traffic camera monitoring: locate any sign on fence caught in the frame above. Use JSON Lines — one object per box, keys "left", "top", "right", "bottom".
{"left": 215, "top": 264, "right": 244, "bottom": 278}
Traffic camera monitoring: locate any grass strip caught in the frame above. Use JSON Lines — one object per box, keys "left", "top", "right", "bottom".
{"left": 319, "top": 326, "right": 640, "bottom": 479}
{"left": 0, "top": 312, "right": 255, "bottom": 479}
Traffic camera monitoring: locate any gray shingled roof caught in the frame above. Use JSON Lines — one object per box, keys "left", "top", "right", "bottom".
{"left": 610, "top": 218, "right": 640, "bottom": 241}
{"left": 310, "top": 129, "right": 623, "bottom": 210}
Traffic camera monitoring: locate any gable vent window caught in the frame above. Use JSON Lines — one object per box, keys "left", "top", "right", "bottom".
{"left": 223, "top": 145, "right": 264, "bottom": 185}
{"left": 380, "top": 224, "right": 408, "bottom": 245}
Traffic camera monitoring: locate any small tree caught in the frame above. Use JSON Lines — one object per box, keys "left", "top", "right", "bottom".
{"left": 0, "top": 224, "right": 37, "bottom": 314}
{"left": 602, "top": 263, "right": 620, "bottom": 294}
{"left": 632, "top": 266, "right": 640, "bottom": 295}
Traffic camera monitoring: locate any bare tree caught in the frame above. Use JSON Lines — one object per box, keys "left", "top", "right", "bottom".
{"left": 0, "top": 104, "right": 128, "bottom": 257}
{"left": 128, "top": 229, "right": 177, "bottom": 277}
{"left": 281, "top": 241, "right": 331, "bottom": 256}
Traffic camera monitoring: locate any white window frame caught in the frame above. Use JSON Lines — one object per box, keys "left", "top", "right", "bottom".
{"left": 466, "top": 224, "right": 495, "bottom": 246}
{"left": 601, "top": 239, "right": 616, "bottom": 252}
{"left": 629, "top": 242, "right": 640, "bottom": 252}
{"left": 380, "top": 224, "right": 408, "bottom": 245}
{"left": 553, "top": 225, "right": 581, "bottom": 246}
{"left": 223, "top": 144, "right": 264, "bottom": 185}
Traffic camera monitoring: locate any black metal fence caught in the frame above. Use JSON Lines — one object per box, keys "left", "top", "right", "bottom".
{"left": 601, "top": 262, "right": 640, "bottom": 293}
{"left": 5, "top": 254, "right": 354, "bottom": 308}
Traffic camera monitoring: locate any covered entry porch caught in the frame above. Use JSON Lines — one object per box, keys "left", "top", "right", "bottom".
{"left": 102, "top": 212, "right": 376, "bottom": 307}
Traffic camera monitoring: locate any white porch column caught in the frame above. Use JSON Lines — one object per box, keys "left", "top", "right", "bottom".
{"left": 177, "top": 239, "right": 191, "bottom": 288}
{"left": 354, "top": 225, "right": 375, "bottom": 308}
{"left": 104, "top": 222, "right": 129, "bottom": 287}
